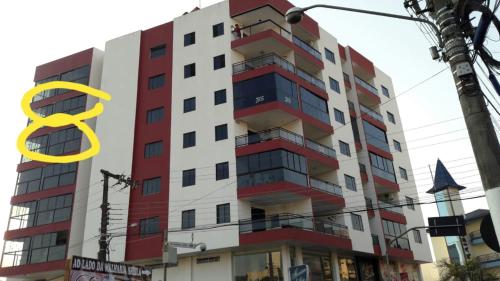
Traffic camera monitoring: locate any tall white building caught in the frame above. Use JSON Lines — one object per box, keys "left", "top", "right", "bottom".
{"left": 1, "top": 1, "right": 432, "bottom": 280}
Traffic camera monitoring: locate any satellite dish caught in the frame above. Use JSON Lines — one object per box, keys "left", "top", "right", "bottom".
{"left": 480, "top": 214, "right": 500, "bottom": 252}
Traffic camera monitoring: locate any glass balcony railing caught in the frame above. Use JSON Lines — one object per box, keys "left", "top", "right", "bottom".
{"left": 359, "top": 104, "right": 384, "bottom": 123}
{"left": 305, "top": 139, "right": 337, "bottom": 159}
{"left": 235, "top": 128, "right": 304, "bottom": 147}
{"left": 378, "top": 200, "right": 404, "bottom": 215}
{"left": 371, "top": 166, "right": 397, "bottom": 183}
{"left": 354, "top": 76, "right": 379, "bottom": 96}
{"left": 234, "top": 19, "right": 292, "bottom": 41}
{"left": 292, "top": 35, "right": 322, "bottom": 60}
{"left": 296, "top": 68, "right": 326, "bottom": 91}
{"left": 309, "top": 177, "right": 342, "bottom": 197}
{"left": 237, "top": 168, "right": 309, "bottom": 188}
{"left": 385, "top": 235, "right": 411, "bottom": 250}
{"left": 239, "top": 214, "right": 349, "bottom": 238}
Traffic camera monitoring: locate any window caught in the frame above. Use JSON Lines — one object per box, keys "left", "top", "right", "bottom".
{"left": 216, "top": 203, "right": 230, "bottom": 224}
{"left": 399, "top": 167, "right": 408, "bottom": 180}
{"left": 184, "top": 63, "right": 196, "bottom": 78}
{"left": 140, "top": 217, "right": 160, "bottom": 236}
{"left": 413, "top": 230, "right": 422, "bottom": 243}
{"left": 344, "top": 174, "right": 356, "bottom": 191}
{"left": 363, "top": 120, "right": 390, "bottom": 152}
{"left": 351, "top": 214, "right": 364, "bottom": 231}
{"left": 182, "top": 209, "right": 195, "bottom": 229}
{"left": 215, "top": 124, "right": 228, "bottom": 141}
{"left": 29, "top": 231, "right": 67, "bottom": 264}
{"left": 184, "top": 97, "right": 196, "bottom": 113}
{"left": 334, "top": 108, "right": 345, "bottom": 124}
{"left": 383, "top": 220, "right": 410, "bottom": 250}
{"left": 148, "top": 74, "right": 165, "bottom": 89}
{"left": 369, "top": 152, "right": 396, "bottom": 183}
{"left": 406, "top": 196, "right": 415, "bottom": 210}
{"left": 143, "top": 177, "right": 161, "bottom": 195}
{"left": 300, "top": 87, "right": 330, "bottom": 124}
{"left": 214, "top": 89, "right": 227, "bottom": 105}
{"left": 144, "top": 141, "right": 163, "bottom": 158}
{"left": 381, "top": 85, "right": 390, "bottom": 97}
{"left": 183, "top": 132, "right": 196, "bottom": 148}
{"left": 325, "top": 48, "right": 335, "bottom": 63}
{"left": 339, "top": 141, "right": 351, "bottom": 156}
{"left": 213, "top": 23, "right": 224, "bottom": 37}
{"left": 329, "top": 77, "right": 340, "bottom": 93}
{"left": 35, "top": 194, "right": 73, "bottom": 226}
{"left": 387, "top": 111, "right": 396, "bottom": 124}
{"left": 393, "top": 140, "right": 402, "bottom": 152}
{"left": 147, "top": 107, "right": 164, "bottom": 124}
{"left": 150, "top": 44, "right": 166, "bottom": 58}
{"left": 41, "top": 163, "right": 77, "bottom": 191}
{"left": 213, "top": 54, "right": 226, "bottom": 70}
{"left": 234, "top": 252, "right": 283, "bottom": 281}
{"left": 184, "top": 32, "right": 195, "bottom": 46}
{"left": 182, "top": 169, "right": 196, "bottom": 187}
{"left": 216, "top": 162, "right": 229, "bottom": 180}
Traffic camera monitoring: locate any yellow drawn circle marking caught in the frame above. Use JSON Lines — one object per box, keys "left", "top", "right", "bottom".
{"left": 17, "top": 81, "right": 111, "bottom": 163}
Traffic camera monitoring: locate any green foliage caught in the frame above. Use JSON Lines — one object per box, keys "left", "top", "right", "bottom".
{"left": 437, "top": 259, "right": 496, "bottom": 281}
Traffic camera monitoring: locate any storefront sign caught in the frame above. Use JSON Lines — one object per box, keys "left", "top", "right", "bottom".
{"left": 66, "top": 256, "right": 152, "bottom": 281}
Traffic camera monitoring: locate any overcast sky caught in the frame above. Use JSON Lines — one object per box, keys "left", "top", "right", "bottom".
{"left": 0, "top": 1, "right": 498, "bottom": 274}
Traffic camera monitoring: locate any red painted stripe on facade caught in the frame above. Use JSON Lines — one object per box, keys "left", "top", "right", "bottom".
{"left": 231, "top": 29, "right": 293, "bottom": 51}
{"left": 237, "top": 181, "right": 306, "bottom": 199}
{"left": 361, "top": 113, "right": 387, "bottom": 131}
{"left": 373, "top": 245, "right": 382, "bottom": 256}
{"left": 11, "top": 185, "right": 75, "bottom": 204}
{"left": 356, "top": 83, "right": 381, "bottom": 105}
{"left": 373, "top": 176, "right": 400, "bottom": 193}
{"left": 348, "top": 47, "right": 375, "bottom": 77}
{"left": 34, "top": 49, "right": 94, "bottom": 81}
{"left": 367, "top": 144, "right": 393, "bottom": 160}
{"left": 309, "top": 189, "right": 345, "bottom": 207}
{"left": 387, "top": 247, "right": 414, "bottom": 260}
{"left": 0, "top": 260, "right": 66, "bottom": 277}
{"left": 4, "top": 221, "right": 71, "bottom": 240}
{"left": 379, "top": 209, "right": 407, "bottom": 225}
{"left": 338, "top": 44, "right": 346, "bottom": 61}
{"left": 125, "top": 22, "right": 173, "bottom": 262}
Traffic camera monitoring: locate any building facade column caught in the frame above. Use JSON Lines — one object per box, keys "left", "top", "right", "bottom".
{"left": 281, "top": 245, "right": 292, "bottom": 281}
{"left": 330, "top": 252, "right": 341, "bottom": 281}
{"left": 294, "top": 246, "right": 303, "bottom": 265}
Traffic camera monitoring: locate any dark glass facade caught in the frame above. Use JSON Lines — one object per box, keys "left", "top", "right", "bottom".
{"left": 363, "top": 120, "right": 390, "bottom": 152}
{"left": 369, "top": 152, "right": 396, "bottom": 183}
{"left": 300, "top": 87, "right": 330, "bottom": 124}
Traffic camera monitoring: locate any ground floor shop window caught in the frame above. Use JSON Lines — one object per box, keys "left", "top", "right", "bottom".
{"left": 339, "top": 257, "right": 357, "bottom": 281}
{"left": 234, "top": 251, "right": 283, "bottom": 281}
{"left": 303, "top": 254, "right": 333, "bottom": 281}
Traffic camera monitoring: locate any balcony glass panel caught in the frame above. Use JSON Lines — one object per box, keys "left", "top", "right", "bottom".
{"left": 354, "top": 76, "right": 379, "bottom": 96}
{"left": 309, "top": 177, "right": 342, "bottom": 197}
{"left": 378, "top": 200, "right": 404, "bottom": 215}
{"left": 370, "top": 153, "right": 396, "bottom": 183}
{"left": 363, "top": 121, "right": 390, "bottom": 152}
{"left": 234, "top": 19, "right": 291, "bottom": 41}
{"left": 232, "top": 53, "right": 295, "bottom": 75}
{"left": 305, "top": 139, "right": 336, "bottom": 158}
{"left": 292, "top": 35, "right": 322, "bottom": 60}
{"left": 296, "top": 68, "right": 326, "bottom": 91}
{"left": 300, "top": 87, "right": 330, "bottom": 124}
{"left": 235, "top": 128, "right": 304, "bottom": 147}
{"left": 237, "top": 168, "right": 308, "bottom": 188}
{"left": 360, "top": 104, "right": 384, "bottom": 123}
{"left": 234, "top": 72, "right": 299, "bottom": 111}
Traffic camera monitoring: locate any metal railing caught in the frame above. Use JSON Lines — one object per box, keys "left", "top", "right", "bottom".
{"left": 296, "top": 68, "right": 326, "bottom": 91}
{"left": 235, "top": 127, "right": 304, "bottom": 147}
{"left": 305, "top": 139, "right": 337, "bottom": 158}
{"left": 292, "top": 35, "right": 322, "bottom": 60}
{"left": 354, "top": 76, "right": 379, "bottom": 96}
{"left": 371, "top": 166, "right": 397, "bottom": 183}
{"left": 234, "top": 19, "right": 292, "bottom": 41}
{"left": 378, "top": 200, "right": 404, "bottom": 215}
{"left": 359, "top": 104, "right": 384, "bottom": 123}
{"left": 310, "top": 177, "right": 343, "bottom": 197}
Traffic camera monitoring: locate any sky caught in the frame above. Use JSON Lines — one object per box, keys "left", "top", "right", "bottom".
{"left": 0, "top": 0, "right": 499, "bottom": 273}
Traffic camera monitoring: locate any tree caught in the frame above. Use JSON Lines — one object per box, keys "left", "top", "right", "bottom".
{"left": 437, "top": 259, "right": 496, "bottom": 281}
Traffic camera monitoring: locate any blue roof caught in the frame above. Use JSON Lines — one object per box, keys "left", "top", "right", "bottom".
{"left": 426, "top": 159, "right": 467, "bottom": 194}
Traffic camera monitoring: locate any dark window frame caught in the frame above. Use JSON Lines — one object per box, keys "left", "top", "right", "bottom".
{"left": 184, "top": 63, "right": 196, "bottom": 78}
{"left": 183, "top": 131, "right": 196, "bottom": 148}
{"left": 216, "top": 203, "right": 230, "bottom": 224}
{"left": 213, "top": 54, "right": 226, "bottom": 70}
{"left": 147, "top": 107, "right": 165, "bottom": 124}
{"left": 213, "top": 23, "right": 224, "bottom": 37}
{"left": 344, "top": 174, "right": 356, "bottom": 191}
{"left": 215, "top": 124, "right": 228, "bottom": 141}
{"left": 150, "top": 44, "right": 166, "bottom": 59}
{"left": 214, "top": 89, "right": 227, "bottom": 105}
{"left": 139, "top": 217, "right": 160, "bottom": 236}
{"left": 339, "top": 141, "right": 351, "bottom": 157}
{"left": 184, "top": 97, "right": 196, "bottom": 113}
{"left": 216, "top": 162, "right": 229, "bottom": 181}
{"left": 184, "top": 32, "right": 195, "bottom": 46}
{"left": 325, "top": 48, "right": 336, "bottom": 63}
{"left": 144, "top": 141, "right": 163, "bottom": 158}
{"left": 334, "top": 108, "right": 345, "bottom": 124}
{"left": 143, "top": 177, "right": 161, "bottom": 195}
{"left": 182, "top": 209, "right": 195, "bottom": 229}
{"left": 387, "top": 111, "right": 396, "bottom": 124}
{"left": 182, "top": 169, "right": 196, "bottom": 187}
{"left": 329, "top": 77, "right": 340, "bottom": 93}
{"left": 351, "top": 214, "right": 364, "bottom": 231}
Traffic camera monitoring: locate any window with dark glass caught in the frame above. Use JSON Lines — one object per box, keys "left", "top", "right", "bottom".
{"left": 183, "top": 131, "right": 196, "bottom": 148}
{"left": 400, "top": 167, "right": 408, "bottom": 180}
{"left": 406, "top": 196, "right": 415, "bottom": 210}
{"left": 41, "top": 163, "right": 78, "bottom": 191}
{"left": 393, "top": 140, "right": 402, "bottom": 152}
{"left": 150, "top": 44, "right": 166, "bottom": 58}
{"left": 339, "top": 141, "right": 351, "bottom": 156}
{"left": 216, "top": 162, "right": 229, "bottom": 180}
{"left": 213, "top": 23, "right": 224, "bottom": 37}
{"left": 140, "top": 217, "right": 160, "bottom": 236}
{"left": 214, "top": 89, "right": 226, "bottom": 105}
{"left": 216, "top": 203, "right": 230, "bottom": 224}
{"left": 144, "top": 141, "right": 163, "bottom": 158}
{"left": 236, "top": 150, "right": 308, "bottom": 188}
{"left": 184, "top": 63, "right": 196, "bottom": 78}
{"left": 29, "top": 231, "right": 67, "bottom": 264}
{"left": 148, "top": 74, "right": 165, "bottom": 89}
{"left": 147, "top": 107, "right": 164, "bottom": 124}
{"left": 344, "top": 174, "right": 356, "bottom": 191}
{"left": 381, "top": 85, "right": 390, "bottom": 97}
{"left": 143, "top": 177, "right": 161, "bottom": 195}
{"left": 300, "top": 87, "right": 330, "bottom": 124}
{"left": 413, "top": 230, "right": 422, "bottom": 243}
{"left": 329, "top": 77, "right": 340, "bottom": 93}
{"left": 233, "top": 252, "right": 283, "bottom": 281}
{"left": 57, "top": 65, "right": 91, "bottom": 95}
{"left": 35, "top": 194, "right": 72, "bottom": 226}
{"left": 8, "top": 201, "right": 37, "bottom": 230}
{"left": 233, "top": 73, "right": 299, "bottom": 110}
{"left": 184, "top": 97, "right": 196, "bottom": 113}
{"left": 182, "top": 169, "right": 196, "bottom": 187}
{"left": 382, "top": 219, "right": 410, "bottom": 249}
{"left": 334, "top": 108, "right": 345, "bottom": 124}
{"left": 387, "top": 111, "right": 396, "bottom": 124}
{"left": 369, "top": 152, "right": 396, "bottom": 182}
{"left": 325, "top": 48, "right": 335, "bottom": 63}
{"left": 184, "top": 32, "right": 195, "bottom": 46}
{"left": 351, "top": 214, "right": 364, "bottom": 231}
{"left": 363, "top": 120, "right": 390, "bottom": 152}
{"left": 182, "top": 209, "right": 195, "bottom": 229}
{"left": 213, "top": 54, "right": 225, "bottom": 70}
{"left": 215, "top": 124, "right": 228, "bottom": 141}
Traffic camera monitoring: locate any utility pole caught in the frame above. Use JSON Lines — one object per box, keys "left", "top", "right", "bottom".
{"left": 427, "top": 0, "right": 500, "bottom": 244}
{"left": 98, "top": 169, "right": 136, "bottom": 261}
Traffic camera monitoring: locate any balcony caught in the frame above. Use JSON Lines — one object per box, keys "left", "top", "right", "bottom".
{"left": 378, "top": 201, "right": 407, "bottom": 224}
{"left": 385, "top": 236, "right": 414, "bottom": 260}
{"left": 292, "top": 35, "right": 324, "bottom": 73}
{"left": 355, "top": 76, "right": 380, "bottom": 106}
{"left": 477, "top": 253, "right": 500, "bottom": 269}
{"left": 360, "top": 104, "right": 386, "bottom": 131}
{"left": 372, "top": 166, "right": 399, "bottom": 194}
{"left": 293, "top": 35, "right": 321, "bottom": 60}
{"left": 239, "top": 214, "right": 352, "bottom": 250}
